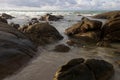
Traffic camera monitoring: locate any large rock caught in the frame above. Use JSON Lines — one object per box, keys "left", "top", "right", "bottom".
{"left": 65, "top": 17, "right": 102, "bottom": 41}
{"left": 1, "top": 13, "right": 14, "bottom": 19}
{"left": 53, "top": 58, "right": 114, "bottom": 80}
{"left": 0, "top": 22, "right": 36, "bottom": 79}
{"left": 40, "top": 13, "right": 63, "bottom": 21}
{"left": 101, "top": 17, "right": 120, "bottom": 42}
{"left": 19, "top": 22, "right": 63, "bottom": 45}
{"left": 93, "top": 11, "right": 120, "bottom": 19}
{"left": 53, "top": 44, "right": 70, "bottom": 52}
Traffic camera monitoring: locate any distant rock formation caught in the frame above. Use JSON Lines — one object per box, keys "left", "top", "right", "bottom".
{"left": 1, "top": 13, "right": 14, "bottom": 19}
{"left": 93, "top": 11, "right": 120, "bottom": 19}
{"left": 40, "top": 13, "right": 64, "bottom": 21}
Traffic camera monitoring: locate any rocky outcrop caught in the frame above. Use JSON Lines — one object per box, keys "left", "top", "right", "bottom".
{"left": 40, "top": 13, "right": 64, "bottom": 21}
{"left": 53, "top": 44, "right": 70, "bottom": 52}
{"left": 97, "top": 17, "right": 120, "bottom": 46}
{"left": 53, "top": 58, "right": 114, "bottom": 80}
{"left": 0, "top": 22, "right": 37, "bottom": 79}
{"left": 93, "top": 11, "right": 120, "bottom": 19}
{"left": 19, "top": 22, "right": 63, "bottom": 46}
{"left": 1, "top": 13, "right": 14, "bottom": 19}
{"left": 102, "top": 17, "right": 120, "bottom": 41}
{"left": 65, "top": 17, "right": 102, "bottom": 42}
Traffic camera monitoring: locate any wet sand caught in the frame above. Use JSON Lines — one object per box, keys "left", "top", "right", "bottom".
{"left": 4, "top": 44, "right": 120, "bottom": 80}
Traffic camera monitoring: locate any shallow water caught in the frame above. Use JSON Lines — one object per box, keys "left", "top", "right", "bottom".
{"left": 4, "top": 15, "right": 120, "bottom": 80}
{"left": 4, "top": 44, "right": 120, "bottom": 80}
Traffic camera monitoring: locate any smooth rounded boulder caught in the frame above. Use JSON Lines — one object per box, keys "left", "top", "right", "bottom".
{"left": 19, "top": 22, "right": 63, "bottom": 45}
{"left": 53, "top": 44, "right": 70, "bottom": 52}
{"left": 53, "top": 58, "right": 114, "bottom": 80}
{"left": 0, "top": 22, "right": 36, "bottom": 79}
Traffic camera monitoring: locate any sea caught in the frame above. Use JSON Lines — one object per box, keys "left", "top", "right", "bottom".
{"left": 0, "top": 10, "right": 119, "bottom": 80}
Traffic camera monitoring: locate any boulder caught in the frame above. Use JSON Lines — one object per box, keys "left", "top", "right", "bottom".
{"left": 0, "top": 22, "right": 36, "bottom": 79}
{"left": 85, "top": 59, "right": 114, "bottom": 80}
{"left": 93, "top": 11, "right": 120, "bottom": 19}
{"left": 65, "top": 17, "right": 102, "bottom": 41}
{"left": 53, "top": 44, "right": 70, "bottom": 52}
{"left": 53, "top": 58, "right": 114, "bottom": 80}
{"left": 1, "top": 13, "right": 14, "bottom": 19}
{"left": 101, "top": 17, "right": 120, "bottom": 42}
{"left": 40, "top": 13, "right": 63, "bottom": 21}
{"left": 20, "top": 22, "right": 63, "bottom": 45}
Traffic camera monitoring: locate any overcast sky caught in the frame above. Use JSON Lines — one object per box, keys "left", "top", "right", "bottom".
{"left": 0, "top": 0, "right": 120, "bottom": 10}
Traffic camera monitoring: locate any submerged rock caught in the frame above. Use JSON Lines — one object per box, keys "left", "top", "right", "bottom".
{"left": 20, "top": 22, "right": 63, "bottom": 46}
{"left": 53, "top": 44, "right": 70, "bottom": 52}
{"left": 93, "top": 11, "right": 120, "bottom": 19}
{"left": 0, "top": 22, "right": 36, "bottom": 79}
{"left": 53, "top": 58, "right": 114, "bottom": 80}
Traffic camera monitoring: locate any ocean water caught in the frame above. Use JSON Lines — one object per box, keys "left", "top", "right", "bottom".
{"left": 0, "top": 10, "right": 119, "bottom": 80}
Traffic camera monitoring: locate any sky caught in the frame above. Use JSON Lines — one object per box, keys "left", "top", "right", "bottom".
{"left": 0, "top": 0, "right": 120, "bottom": 10}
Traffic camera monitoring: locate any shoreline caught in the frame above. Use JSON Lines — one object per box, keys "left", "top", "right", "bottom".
{"left": 0, "top": 11, "right": 120, "bottom": 80}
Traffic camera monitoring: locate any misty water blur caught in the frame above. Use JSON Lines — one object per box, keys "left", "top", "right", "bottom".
{"left": 2, "top": 11, "right": 120, "bottom": 80}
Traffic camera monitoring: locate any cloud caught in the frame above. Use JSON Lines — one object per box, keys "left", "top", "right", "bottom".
{"left": 0, "top": 0, "right": 119, "bottom": 10}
